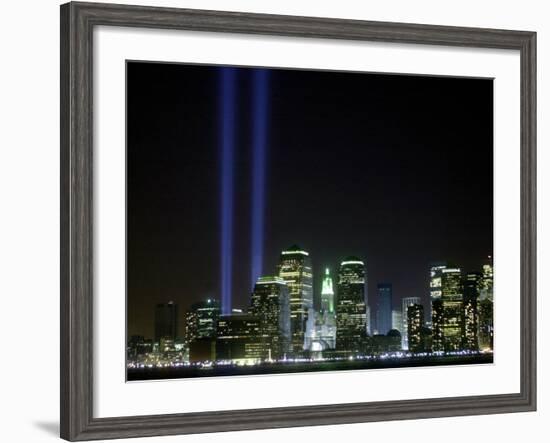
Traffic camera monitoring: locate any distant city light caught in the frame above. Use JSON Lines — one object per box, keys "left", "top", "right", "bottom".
{"left": 281, "top": 250, "right": 309, "bottom": 256}
{"left": 340, "top": 260, "right": 364, "bottom": 266}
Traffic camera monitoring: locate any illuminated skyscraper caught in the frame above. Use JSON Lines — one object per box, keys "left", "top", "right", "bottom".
{"left": 277, "top": 245, "right": 313, "bottom": 354}
{"left": 249, "top": 276, "right": 291, "bottom": 359}
{"left": 321, "top": 268, "right": 335, "bottom": 314}
{"left": 432, "top": 267, "right": 463, "bottom": 352}
{"left": 431, "top": 299, "right": 444, "bottom": 351}
{"left": 336, "top": 257, "right": 367, "bottom": 354}
{"left": 185, "top": 299, "right": 220, "bottom": 344}
{"left": 308, "top": 268, "right": 337, "bottom": 351}
{"left": 478, "top": 299, "right": 494, "bottom": 351}
{"left": 429, "top": 262, "right": 447, "bottom": 351}
{"left": 480, "top": 256, "right": 494, "bottom": 301}
{"left": 478, "top": 256, "right": 494, "bottom": 350}
{"left": 376, "top": 283, "right": 393, "bottom": 335}
{"left": 154, "top": 301, "right": 178, "bottom": 344}
{"left": 463, "top": 272, "right": 481, "bottom": 351}
{"left": 401, "top": 297, "right": 421, "bottom": 350}
{"left": 407, "top": 303, "right": 425, "bottom": 353}
{"left": 429, "top": 262, "right": 448, "bottom": 300}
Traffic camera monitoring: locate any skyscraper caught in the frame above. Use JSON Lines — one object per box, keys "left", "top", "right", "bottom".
{"left": 407, "top": 303, "right": 425, "bottom": 353}
{"left": 277, "top": 245, "right": 313, "bottom": 354}
{"left": 185, "top": 299, "right": 220, "bottom": 344}
{"left": 249, "top": 276, "right": 291, "bottom": 359}
{"left": 401, "top": 297, "right": 421, "bottom": 350}
{"left": 366, "top": 305, "right": 372, "bottom": 336}
{"left": 431, "top": 299, "right": 444, "bottom": 352}
{"left": 154, "top": 301, "right": 178, "bottom": 344}
{"left": 429, "top": 262, "right": 448, "bottom": 300}
{"left": 309, "top": 268, "right": 337, "bottom": 350}
{"left": 391, "top": 309, "right": 403, "bottom": 334}
{"left": 480, "top": 256, "right": 494, "bottom": 301}
{"left": 320, "top": 268, "right": 335, "bottom": 314}
{"left": 336, "top": 257, "right": 367, "bottom": 354}
{"left": 478, "top": 299, "right": 494, "bottom": 351}
{"left": 376, "top": 283, "right": 393, "bottom": 335}
{"left": 478, "top": 256, "right": 494, "bottom": 350}
{"left": 429, "top": 261, "right": 447, "bottom": 352}
{"left": 463, "top": 272, "right": 481, "bottom": 351}
{"left": 427, "top": 261, "right": 447, "bottom": 344}
{"left": 432, "top": 267, "right": 463, "bottom": 352}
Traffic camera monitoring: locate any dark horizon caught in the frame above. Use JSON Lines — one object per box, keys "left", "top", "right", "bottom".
{"left": 127, "top": 61, "right": 493, "bottom": 339}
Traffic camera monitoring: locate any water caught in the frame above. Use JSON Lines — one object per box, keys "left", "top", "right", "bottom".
{"left": 127, "top": 353, "right": 492, "bottom": 381}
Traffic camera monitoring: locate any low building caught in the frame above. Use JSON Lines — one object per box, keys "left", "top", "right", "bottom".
{"left": 367, "top": 329, "right": 402, "bottom": 354}
{"left": 216, "top": 313, "right": 268, "bottom": 363}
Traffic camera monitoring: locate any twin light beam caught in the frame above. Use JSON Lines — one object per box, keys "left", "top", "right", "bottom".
{"left": 220, "top": 68, "right": 270, "bottom": 315}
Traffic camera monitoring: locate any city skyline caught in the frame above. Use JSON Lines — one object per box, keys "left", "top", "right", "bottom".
{"left": 140, "top": 246, "right": 492, "bottom": 330}
{"left": 128, "top": 246, "right": 493, "bottom": 379}
{"left": 133, "top": 244, "right": 493, "bottom": 349}
{"left": 129, "top": 241, "right": 492, "bottom": 338}
{"left": 143, "top": 248, "right": 492, "bottom": 339}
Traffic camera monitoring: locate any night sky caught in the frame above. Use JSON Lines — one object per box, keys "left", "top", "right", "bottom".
{"left": 127, "top": 61, "right": 493, "bottom": 339}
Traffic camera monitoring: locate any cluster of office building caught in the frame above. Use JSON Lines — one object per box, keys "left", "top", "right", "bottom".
{"left": 127, "top": 245, "right": 494, "bottom": 367}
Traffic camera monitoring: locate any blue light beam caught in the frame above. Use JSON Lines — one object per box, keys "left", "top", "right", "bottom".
{"left": 250, "top": 69, "right": 270, "bottom": 289}
{"left": 220, "top": 68, "right": 237, "bottom": 315}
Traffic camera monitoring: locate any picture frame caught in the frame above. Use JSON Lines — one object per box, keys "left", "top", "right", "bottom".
{"left": 60, "top": 1, "right": 536, "bottom": 441}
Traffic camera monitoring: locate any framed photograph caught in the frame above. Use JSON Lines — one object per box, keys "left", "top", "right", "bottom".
{"left": 60, "top": 1, "right": 536, "bottom": 440}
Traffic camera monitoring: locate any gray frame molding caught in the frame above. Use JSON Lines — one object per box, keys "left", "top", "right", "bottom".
{"left": 60, "top": 2, "right": 536, "bottom": 441}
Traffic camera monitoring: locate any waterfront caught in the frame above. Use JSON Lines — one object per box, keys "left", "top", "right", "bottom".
{"left": 127, "top": 353, "right": 492, "bottom": 381}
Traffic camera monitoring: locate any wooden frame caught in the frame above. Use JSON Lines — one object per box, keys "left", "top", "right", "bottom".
{"left": 60, "top": 1, "right": 537, "bottom": 440}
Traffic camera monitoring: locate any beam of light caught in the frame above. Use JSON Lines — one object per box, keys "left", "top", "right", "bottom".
{"left": 250, "top": 69, "right": 270, "bottom": 289}
{"left": 220, "top": 67, "right": 237, "bottom": 315}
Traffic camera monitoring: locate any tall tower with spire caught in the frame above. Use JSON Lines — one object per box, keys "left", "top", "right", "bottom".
{"left": 321, "top": 268, "right": 335, "bottom": 314}
{"left": 306, "top": 267, "right": 337, "bottom": 352}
